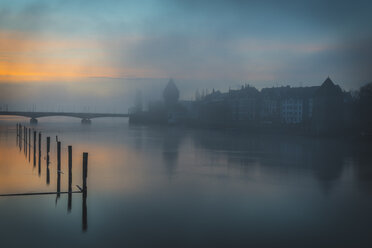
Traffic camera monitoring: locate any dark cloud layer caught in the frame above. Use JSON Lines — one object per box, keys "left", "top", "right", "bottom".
{"left": 1, "top": 0, "right": 372, "bottom": 110}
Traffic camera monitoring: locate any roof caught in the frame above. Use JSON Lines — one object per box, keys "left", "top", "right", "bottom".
{"left": 228, "top": 85, "right": 260, "bottom": 98}
{"left": 261, "top": 86, "right": 319, "bottom": 99}
{"left": 315, "top": 77, "right": 342, "bottom": 97}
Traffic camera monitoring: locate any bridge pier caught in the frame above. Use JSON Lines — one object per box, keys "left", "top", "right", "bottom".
{"left": 30, "top": 118, "right": 38, "bottom": 124}
{"left": 81, "top": 118, "right": 91, "bottom": 124}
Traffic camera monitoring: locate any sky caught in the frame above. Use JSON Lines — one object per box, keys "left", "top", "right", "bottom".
{"left": 1, "top": 0, "right": 372, "bottom": 111}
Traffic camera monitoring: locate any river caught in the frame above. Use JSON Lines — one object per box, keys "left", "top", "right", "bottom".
{"left": 0, "top": 117, "right": 372, "bottom": 247}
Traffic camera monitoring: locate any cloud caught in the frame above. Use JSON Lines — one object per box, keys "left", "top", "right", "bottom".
{"left": 1, "top": 0, "right": 372, "bottom": 91}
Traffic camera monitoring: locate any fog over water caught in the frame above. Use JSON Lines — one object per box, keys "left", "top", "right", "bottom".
{"left": 1, "top": 117, "right": 372, "bottom": 247}
{"left": 1, "top": 0, "right": 372, "bottom": 113}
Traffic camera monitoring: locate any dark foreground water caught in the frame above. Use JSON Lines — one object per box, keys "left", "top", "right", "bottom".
{"left": 1, "top": 117, "right": 372, "bottom": 248}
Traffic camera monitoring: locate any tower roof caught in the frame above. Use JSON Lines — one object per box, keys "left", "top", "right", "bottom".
{"left": 323, "top": 77, "right": 334, "bottom": 87}
{"left": 315, "top": 77, "right": 342, "bottom": 97}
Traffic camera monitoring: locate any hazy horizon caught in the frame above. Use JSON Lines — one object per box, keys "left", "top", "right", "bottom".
{"left": 1, "top": 0, "right": 372, "bottom": 111}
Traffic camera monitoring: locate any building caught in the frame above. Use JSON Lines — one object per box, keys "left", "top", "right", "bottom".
{"left": 312, "top": 77, "right": 344, "bottom": 135}
{"left": 260, "top": 87, "right": 283, "bottom": 124}
{"left": 259, "top": 86, "right": 318, "bottom": 125}
{"left": 281, "top": 97, "right": 303, "bottom": 124}
{"left": 280, "top": 86, "right": 318, "bottom": 125}
{"left": 228, "top": 85, "right": 260, "bottom": 122}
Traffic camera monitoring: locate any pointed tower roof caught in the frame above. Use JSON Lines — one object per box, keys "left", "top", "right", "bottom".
{"left": 324, "top": 76, "right": 334, "bottom": 85}
{"left": 163, "top": 79, "right": 180, "bottom": 104}
{"left": 315, "top": 77, "right": 342, "bottom": 97}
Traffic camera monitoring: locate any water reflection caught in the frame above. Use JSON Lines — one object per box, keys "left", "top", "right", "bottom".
{"left": 6, "top": 124, "right": 89, "bottom": 232}
{"left": 189, "top": 130, "right": 365, "bottom": 194}
{"left": 2, "top": 120, "right": 372, "bottom": 247}
{"left": 82, "top": 189, "right": 88, "bottom": 232}
{"left": 56, "top": 170, "right": 61, "bottom": 202}
{"left": 162, "top": 128, "right": 183, "bottom": 178}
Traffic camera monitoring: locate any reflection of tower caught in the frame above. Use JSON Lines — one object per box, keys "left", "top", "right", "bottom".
{"left": 310, "top": 138, "right": 344, "bottom": 194}
{"left": 354, "top": 142, "right": 372, "bottom": 194}
{"left": 162, "top": 128, "right": 182, "bottom": 178}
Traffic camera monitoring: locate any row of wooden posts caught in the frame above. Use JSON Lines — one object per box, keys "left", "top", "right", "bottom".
{"left": 15, "top": 123, "right": 88, "bottom": 194}
{"left": 14, "top": 123, "right": 88, "bottom": 231}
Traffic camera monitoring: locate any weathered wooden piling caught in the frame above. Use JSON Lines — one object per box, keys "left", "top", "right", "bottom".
{"left": 33, "top": 131, "right": 36, "bottom": 166}
{"left": 16, "top": 124, "right": 18, "bottom": 146}
{"left": 56, "top": 141, "right": 61, "bottom": 198}
{"left": 46, "top": 136, "right": 50, "bottom": 154}
{"left": 38, "top": 132, "right": 41, "bottom": 153}
{"left": 19, "top": 124, "right": 22, "bottom": 150}
{"left": 28, "top": 128, "right": 31, "bottom": 162}
{"left": 68, "top": 146, "right": 72, "bottom": 193}
{"left": 38, "top": 132, "right": 41, "bottom": 176}
{"left": 22, "top": 126, "right": 24, "bottom": 151}
{"left": 82, "top": 152, "right": 88, "bottom": 192}
{"left": 46, "top": 136, "right": 50, "bottom": 171}
{"left": 68, "top": 146, "right": 72, "bottom": 212}
{"left": 57, "top": 141, "right": 61, "bottom": 172}
{"left": 82, "top": 152, "right": 88, "bottom": 231}
{"left": 24, "top": 127, "right": 27, "bottom": 155}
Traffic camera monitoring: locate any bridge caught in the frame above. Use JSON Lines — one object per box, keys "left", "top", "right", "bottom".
{"left": 0, "top": 111, "right": 130, "bottom": 124}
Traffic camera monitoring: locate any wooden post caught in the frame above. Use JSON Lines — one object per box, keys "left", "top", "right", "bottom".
{"left": 46, "top": 136, "right": 50, "bottom": 170}
{"left": 82, "top": 152, "right": 88, "bottom": 231}
{"left": 24, "top": 126, "right": 26, "bottom": 152}
{"left": 28, "top": 128, "right": 31, "bottom": 162}
{"left": 38, "top": 132, "right": 41, "bottom": 176}
{"left": 33, "top": 131, "right": 36, "bottom": 166}
{"left": 57, "top": 141, "right": 61, "bottom": 172}
{"left": 68, "top": 145, "right": 72, "bottom": 212}
{"left": 82, "top": 152, "right": 88, "bottom": 192}
{"left": 19, "top": 125, "right": 22, "bottom": 150}
{"left": 38, "top": 132, "right": 41, "bottom": 154}
{"left": 46, "top": 136, "right": 50, "bottom": 154}
{"left": 68, "top": 146, "right": 72, "bottom": 193}
{"left": 56, "top": 141, "right": 61, "bottom": 199}
{"left": 16, "top": 124, "right": 18, "bottom": 146}
{"left": 24, "top": 127, "right": 27, "bottom": 155}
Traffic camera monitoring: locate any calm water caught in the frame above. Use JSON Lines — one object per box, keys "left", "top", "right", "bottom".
{"left": 1, "top": 117, "right": 372, "bottom": 248}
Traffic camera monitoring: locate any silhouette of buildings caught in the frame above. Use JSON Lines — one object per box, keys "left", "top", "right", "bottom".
{"left": 129, "top": 77, "right": 369, "bottom": 136}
